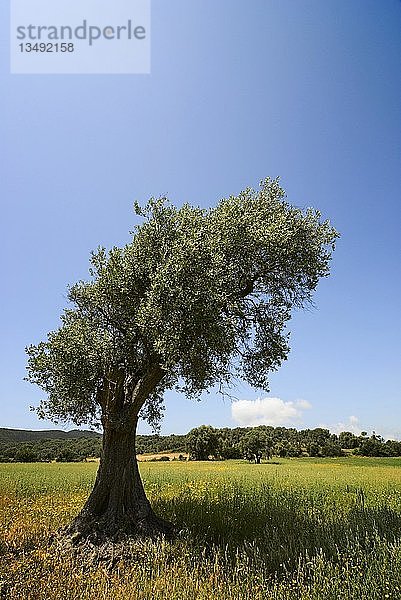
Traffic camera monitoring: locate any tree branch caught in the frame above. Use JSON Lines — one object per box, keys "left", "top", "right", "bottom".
{"left": 131, "top": 364, "right": 166, "bottom": 414}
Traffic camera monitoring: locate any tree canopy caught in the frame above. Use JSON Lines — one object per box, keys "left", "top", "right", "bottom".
{"left": 26, "top": 178, "right": 338, "bottom": 430}
{"left": 187, "top": 425, "right": 219, "bottom": 461}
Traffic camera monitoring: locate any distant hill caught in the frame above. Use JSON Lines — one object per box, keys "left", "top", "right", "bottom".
{"left": 0, "top": 428, "right": 101, "bottom": 443}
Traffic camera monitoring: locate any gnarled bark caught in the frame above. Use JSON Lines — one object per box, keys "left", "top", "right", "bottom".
{"left": 63, "top": 367, "right": 174, "bottom": 545}
{"left": 65, "top": 418, "right": 173, "bottom": 545}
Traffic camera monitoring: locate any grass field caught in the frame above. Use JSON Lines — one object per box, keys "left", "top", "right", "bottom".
{"left": 1, "top": 457, "right": 401, "bottom": 599}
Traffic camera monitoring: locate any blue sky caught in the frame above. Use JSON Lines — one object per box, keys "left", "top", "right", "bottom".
{"left": 1, "top": 0, "right": 400, "bottom": 437}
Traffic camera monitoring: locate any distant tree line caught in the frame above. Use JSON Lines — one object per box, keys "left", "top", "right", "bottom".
{"left": 186, "top": 426, "right": 401, "bottom": 461}
{"left": 0, "top": 427, "right": 400, "bottom": 463}
{"left": 135, "top": 434, "right": 187, "bottom": 455}
{"left": 0, "top": 433, "right": 188, "bottom": 463}
{"left": 0, "top": 437, "right": 102, "bottom": 463}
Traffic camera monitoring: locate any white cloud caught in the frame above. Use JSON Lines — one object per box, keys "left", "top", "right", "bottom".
{"left": 322, "top": 415, "right": 363, "bottom": 436}
{"left": 324, "top": 416, "right": 401, "bottom": 441}
{"left": 375, "top": 426, "right": 401, "bottom": 442}
{"left": 231, "top": 397, "right": 312, "bottom": 427}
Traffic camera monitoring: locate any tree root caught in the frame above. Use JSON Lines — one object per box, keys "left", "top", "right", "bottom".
{"left": 50, "top": 513, "right": 177, "bottom": 570}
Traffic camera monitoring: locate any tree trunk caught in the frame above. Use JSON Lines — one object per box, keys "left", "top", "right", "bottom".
{"left": 65, "top": 416, "right": 174, "bottom": 544}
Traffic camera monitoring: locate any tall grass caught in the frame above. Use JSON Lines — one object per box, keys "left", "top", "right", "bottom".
{"left": 1, "top": 458, "right": 401, "bottom": 599}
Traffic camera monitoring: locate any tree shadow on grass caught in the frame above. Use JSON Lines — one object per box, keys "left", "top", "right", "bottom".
{"left": 154, "top": 490, "right": 401, "bottom": 573}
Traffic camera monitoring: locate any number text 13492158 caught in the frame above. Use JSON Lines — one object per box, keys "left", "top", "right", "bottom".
{"left": 19, "top": 43, "right": 75, "bottom": 53}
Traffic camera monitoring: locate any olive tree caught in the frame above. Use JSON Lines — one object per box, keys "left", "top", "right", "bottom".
{"left": 186, "top": 425, "right": 219, "bottom": 461}
{"left": 26, "top": 179, "right": 338, "bottom": 543}
{"left": 240, "top": 429, "right": 272, "bottom": 463}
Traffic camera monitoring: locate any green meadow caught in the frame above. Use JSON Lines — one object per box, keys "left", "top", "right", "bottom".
{"left": 1, "top": 458, "right": 401, "bottom": 599}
